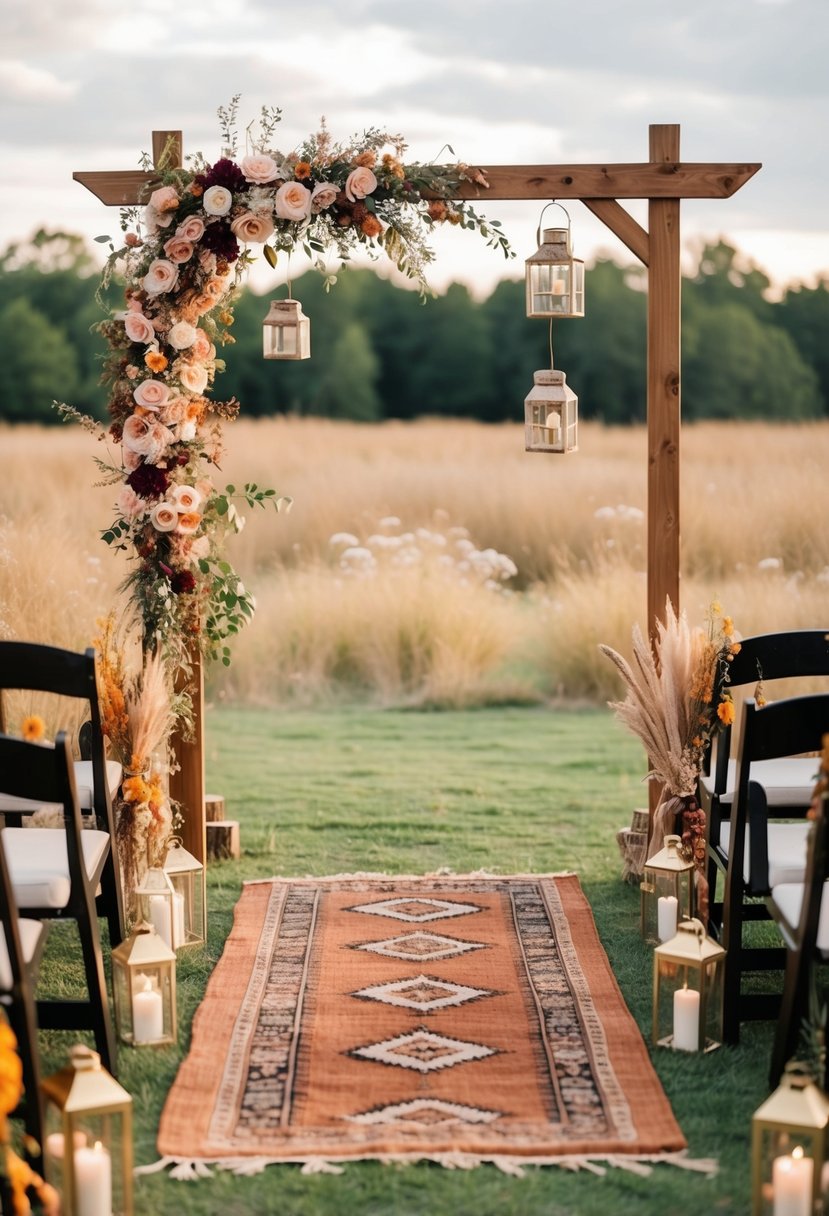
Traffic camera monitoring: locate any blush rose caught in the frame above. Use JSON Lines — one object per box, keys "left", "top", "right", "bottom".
{"left": 345, "top": 166, "right": 377, "bottom": 202}
{"left": 274, "top": 181, "right": 312, "bottom": 222}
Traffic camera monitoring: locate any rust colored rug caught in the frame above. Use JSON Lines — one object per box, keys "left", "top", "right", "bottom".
{"left": 155, "top": 874, "right": 692, "bottom": 1175}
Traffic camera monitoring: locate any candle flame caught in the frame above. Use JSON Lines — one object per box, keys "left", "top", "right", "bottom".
{"left": 93, "top": 1140, "right": 104, "bottom": 1152}
{"left": 793, "top": 1145, "right": 805, "bottom": 1161}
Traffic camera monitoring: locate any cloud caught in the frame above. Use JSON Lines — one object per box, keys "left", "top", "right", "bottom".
{"left": 0, "top": 60, "right": 78, "bottom": 102}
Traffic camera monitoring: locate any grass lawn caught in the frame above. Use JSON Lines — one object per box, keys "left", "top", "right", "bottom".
{"left": 40, "top": 706, "right": 774, "bottom": 1215}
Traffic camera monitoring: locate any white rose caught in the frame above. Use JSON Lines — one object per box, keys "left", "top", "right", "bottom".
{"left": 178, "top": 420, "right": 197, "bottom": 441}
{"left": 142, "top": 259, "right": 179, "bottom": 296}
{"left": 345, "top": 166, "right": 377, "bottom": 202}
{"left": 150, "top": 501, "right": 179, "bottom": 532}
{"left": 202, "top": 185, "right": 233, "bottom": 216}
{"left": 167, "top": 321, "right": 197, "bottom": 350}
{"left": 178, "top": 363, "right": 209, "bottom": 395}
{"left": 172, "top": 484, "right": 202, "bottom": 512}
{"left": 310, "top": 181, "right": 338, "bottom": 213}
{"left": 274, "top": 181, "right": 312, "bottom": 223}
{"left": 240, "top": 153, "right": 279, "bottom": 184}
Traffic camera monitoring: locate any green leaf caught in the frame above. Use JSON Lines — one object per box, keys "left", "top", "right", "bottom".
{"left": 225, "top": 484, "right": 236, "bottom": 495}
{"left": 94, "top": 235, "right": 111, "bottom": 244}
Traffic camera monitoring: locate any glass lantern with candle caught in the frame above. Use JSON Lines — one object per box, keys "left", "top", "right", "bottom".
{"left": 41, "top": 1044, "right": 133, "bottom": 1216}
{"left": 262, "top": 298, "right": 311, "bottom": 360}
{"left": 640, "top": 833, "right": 696, "bottom": 944}
{"left": 652, "top": 918, "right": 725, "bottom": 1054}
{"left": 525, "top": 223, "right": 585, "bottom": 319}
{"left": 163, "top": 839, "right": 205, "bottom": 947}
{"left": 752, "top": 1061, "right": 829, "bottom": 1216}
{"left": 135, "top": 866, "right": 184, "bottom": 950}
{"left": 524, "top": 370, "right": 578, "bottom": 454}
{"left": 112, "top": 923, "right": 177, "bottom": 1047}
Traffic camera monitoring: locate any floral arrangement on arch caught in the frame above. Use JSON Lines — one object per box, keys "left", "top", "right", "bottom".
{"left": 600, "top": 600, "right": 740, "bottom": 917}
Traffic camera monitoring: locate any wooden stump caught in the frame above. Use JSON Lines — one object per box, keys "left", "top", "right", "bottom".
{"left": 205, "top": 794, "right": 226, "bottom": 823}
{"left": 206, "top": 820, "right": 240, "bottom": 861}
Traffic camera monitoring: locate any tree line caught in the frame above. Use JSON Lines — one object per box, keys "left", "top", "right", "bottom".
{"left": 1, "top": 229, "right": 827, "bottom": 425}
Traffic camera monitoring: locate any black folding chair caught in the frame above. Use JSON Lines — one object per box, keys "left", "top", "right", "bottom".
{"left": 0, "top": 732, "right": 116, "bottom": 1074}
{"left": 0, "top": 642, "right": 124, "bottom": 946}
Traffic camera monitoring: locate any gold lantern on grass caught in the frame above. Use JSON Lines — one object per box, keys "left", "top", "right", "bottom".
{"left": 652, "top": 918, "right": 725, "bottom": 1053}
{"left": 41, "top": 1045, "right": 133, "bottom": 1216}
{"left": 640, "top": 834, "right": 695, "bottom": 944}
{"left": 262, "top": 298, "right": 310, "bottom": 360}
{"left": 752, "top": 1062, "right": 829, "bottom": 1216}
{"left": 164, "top": 838, "right": 205, "bottom": 947}
{"left": 112, "top": 923, "right": 177, "bottom": 1047}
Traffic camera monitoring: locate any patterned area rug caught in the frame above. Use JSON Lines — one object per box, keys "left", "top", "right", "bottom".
{"left": 156, "top": 874, "right": 690, "bottom": 1174}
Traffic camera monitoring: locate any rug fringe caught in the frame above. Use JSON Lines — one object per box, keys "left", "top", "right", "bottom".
{"left": 136, "top": 1149, "right": 716, "bottom": 1180}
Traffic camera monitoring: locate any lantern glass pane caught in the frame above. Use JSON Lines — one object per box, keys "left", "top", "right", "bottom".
{"left": 43, "top": 1104, "right": 130, "bottom": 1216}
{"left": 528, "top": 264, "right": 572, "bottom": 315}
{"left": 653, "top": 954, "right": 722, "bottom": 1052}
{"left": 167, "top": 869, "right": 205, "bottom": 946}
{"left": 755, "top": 1128, "right": 824, "bottom": 1215}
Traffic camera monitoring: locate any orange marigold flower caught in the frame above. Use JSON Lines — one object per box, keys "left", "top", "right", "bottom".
{"left": 381, "top": 153, "right": 405, "bottom": 180}
{"left": 355, "top": 150, "right": 377, "bottom": 168}
{"left": 730, "top": 642, "right": 741, "bottom": 656}
{"left": 360, "top": 214, "right": 382, "bottom": 239}
{"left": 294, "top": 161, "right": 312, "bottom": 180}
{"left": 717, "top": 698, "right": 736, "bottom": 726}
{"left": 21, "top": 714, "right": 46, "bottom": 742}
{"left": 122, "top": 775, "right": 151, "bottom": 805}
{"left": 189, "top": 183, "right": 204, "bottom": 197}
{"left": 145, "top": 351, "right": 168, "bottom": 373}
{"left": 427, "top": 200, "right": 448, "bottom": 222}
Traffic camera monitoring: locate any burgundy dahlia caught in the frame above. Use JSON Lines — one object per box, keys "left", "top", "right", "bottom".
{"left": 126, "top": 462, "right": 169, "bottom": 500}
{"left": 170, "top": 570, "right": 197, "bottom": 595}
{"left": 201, "top": 221, "right": 240, "bottom": 263}
{"left": 198, "top": 158, "right": 246, "bottom": 191}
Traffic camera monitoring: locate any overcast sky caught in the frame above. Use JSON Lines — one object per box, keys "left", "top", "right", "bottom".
{"left": 2, "top": 0, "right": 827, "bottom": 297}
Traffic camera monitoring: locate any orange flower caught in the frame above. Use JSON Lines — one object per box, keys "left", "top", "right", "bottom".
{"left": 717, "top": 698, "right": 736, "bottom": 727}
{"left": 122, "top": 774, "right": 150, "bottom": 805}
{"left": 294, "top": 161, "right": 312, "bottom": 180}
{"left": 381, "top": 152, "right": 405, "bottom": 180}
{"left": 427, "top": 200, "right": 448, "bottom": 222}
{"left": 145, "top": 351, "right": 168, "bottom": 373}
{"left": 21, "top": 715, "right": 46, "bottom": 743}
{"left": 360, "top": 214, "right": 382, "bottom": 239}
{"left": 355, "top": 150, "right": 377, "bottom": 169}
{"left": 189, "top": 182, "right": 204, "bottom": 197}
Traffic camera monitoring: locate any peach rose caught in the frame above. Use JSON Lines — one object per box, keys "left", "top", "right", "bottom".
{"left": 172, "top": 484, "right": 202, "bottom": 512}
{"left": 240, "top": 153, "right": 279, "bottom": 184}
{"left": 310, "top": 182, "right": 338, "bottom": 213}
{"left": 142, "top": 259, "right": 179, "bottom": 296}
{"left": 150, "top": 501, "right": 179, "bottom": 532}
{"left": 149, "top": 186, "right": 180, "bottom": 213}
{"left": 230, "top": 211, "right": 275, "bottom": 243}
{"left": 167, "top": 321, "right": 197, "bottom": 350}
{"left": 191, "top": 329, "right": 214, "bottom": 361}
{"left": 178, "top": 363, "right": 209, "bottom": 395}
{"left": 274, "top": 181, "right": 312, "bottom": 222}
{"left": 175, "top": 511, "right": 202, "bottom": 535}
{"left": 345, "top": 166, "right": 377, "bottom": 202}
{"left": 176, "top": 216, "right": 206, "bottom": 241}
{"left": 132, "top": 380, "right": 170, "bottom": 411}
{"left": 163, "top": 234, "right": 195, "bottom": 264}
{"left": 202, "top": 186, "right": 233, "bottom": 216}
{"left": 123, "top": 311, "right": 155, "bottom": 345}
{"left": 122, "top": 414, "right": 175, "bottom": 463}
{"left": 159, "top": 396, "right": 188, "bottom": 423}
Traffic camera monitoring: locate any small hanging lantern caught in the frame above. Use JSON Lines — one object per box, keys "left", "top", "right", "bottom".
{"left": 524, "top": 370, "right": 578, "bottom": 453}
{"left": 41, "top": 1044, "right": 133, "bottom": 1216}
{"left": 525, "top": 207, "right": 585, "bottom": 318}
{"left": 752, "top": 1062, "right": 829, "bottom": 1216}
{"left": 640, "top": 834, "right": 696, "bottom": 944}
{"left": 262, "top": 298, "right": 310, "bottom": 360}
{"left": 652, "top": 918, "right": 725, "bottom": 1053}
{"left": 135, "top": 866, "right": 184, "bottom": 950}
{"left": 164, "top": 838, "right": 205, "bottom": 947}
{"left": 112, "top": 923, "right": 177, "bottom": 1047}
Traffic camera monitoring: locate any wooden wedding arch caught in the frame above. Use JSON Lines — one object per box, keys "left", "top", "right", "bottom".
{"left": 75, "top": 122, "right": 760, "bottom": 860}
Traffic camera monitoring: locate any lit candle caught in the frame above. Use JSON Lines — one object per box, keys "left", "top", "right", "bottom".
{"left": 74, "top": 1140, "right": 112, "bottom": 1216}
{"left": 552, "top": 281, "right": 566, "bottom": 295}
{"left": 657, "top": 895, "right": 678, "bottom": 942}
{"left": 772, "top": 1146, "right": 813, "bottom": 1216}
{"left": 149, "top": 894, "right": 172, "bottom": 947}
{"left": 672, "top": 985, "right": 700, "bottom": 1051}
{"left": 132, "top": 975, "right": 164, "bottom": 1044}
{"left": 172, "top": 890, "right": 186, "bottom": 948}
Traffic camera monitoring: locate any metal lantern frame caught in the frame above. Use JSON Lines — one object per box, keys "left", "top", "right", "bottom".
{"left": 41, "top": 1045, "right": 133, "bottom": 1216}
{"left": 112, "top": 923, "right": 177, "bottom": 1047}
{"left": 262, "top": 297, "right": 311, "bottom": 360}
{"left": 135, "top": 866, "right": 183, "bottom": 950}
{"left": 652, "top": 917, "right": 726, "bottom": 1053}
{"left": 525, "top": 205, "right": 585, "bottom": 319}
{"left": 752, "top": 1062, "right": 829, "bottom": 1216}
{"left": 524, "top": 369, "right": 578, "bottom": 454}
{"left": 640, "top": 833, "right": 696, "bottom": 944}
{"left": 164, "top": 838, "right": 205, "bottom": 947}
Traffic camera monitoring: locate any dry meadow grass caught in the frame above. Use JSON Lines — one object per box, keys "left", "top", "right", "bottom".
{"left": 2, "top": 417, "right": 828, "bottom": 707}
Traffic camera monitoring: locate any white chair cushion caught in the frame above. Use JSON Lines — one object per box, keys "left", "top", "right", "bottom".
{"left": 1, "top": 828, "right": 110, "bottom": 909}
{"left": 0, "top": 759, "right": 122, "bottom": 816}
{"left": 700, "top": 757, "right": 820, "bottom": 807}
{"left": 0, "top": 919, "right": 45, "bottom": 990}
{"left": 719, "top": 820, "right": 812, "bottom": 887}
{"left": 771, "top": 882, "right": 829, "bottom": 957}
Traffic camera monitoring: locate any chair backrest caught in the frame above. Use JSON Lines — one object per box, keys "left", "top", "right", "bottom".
{"left": 709, "top": 631, "right": 829, "bottom": 792}
{"left": 734, "top": 693, "right": 829, "bottom": 818}
{"left": 0, "top": 730, "right": 79, "bottom": 809}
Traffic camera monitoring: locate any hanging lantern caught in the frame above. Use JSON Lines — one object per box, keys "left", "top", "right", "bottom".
{"left": 525, "top": 217, "right": 585, "bottom": 319}
{"left": 135, "top": 866, "right": 184, "bottom": 950}
{"left": 41, "top": 1044, "right": 133, "bottom": 1216}
{"left": 262, "top": 298, "right": 310, "bottom": 360}
{"left": 752, "top": 1062, "right": 829, "bottom": 1216}
{"left": 164, "top": 839, "right": 205, "bottom": 947}
{"left": 112, "top": 923, "right": 177, "bottom": 1047}
{"left": 640, "top": 834, "right": 696, "bottom": 944}
{"left": 524, "top": 370, "right": 578, "bottom": 453}
{"left": 652, "top": 918, "right": 725, "bottom": 1053}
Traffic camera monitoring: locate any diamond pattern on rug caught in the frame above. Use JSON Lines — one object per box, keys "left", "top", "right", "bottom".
{"left": 346, "top": 896, "right": 482, "bottom": 922}
{"left": 351, "top": 972, "right": 494, "bottom": 1012}
{"left": 345, "top": 1097, "right": 503, "bottom": 1126}
{"left": 353, "top": 930, "right": 487, "bottom": 961}
{"left": 350, "top": 1028, "right": 498, "bottom": 1073}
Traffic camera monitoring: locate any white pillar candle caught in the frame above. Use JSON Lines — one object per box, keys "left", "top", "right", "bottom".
{"left": 172, "top": 890, "right": 186, "bottom": 948}
{"left": 133, "top": 977, "right": 164, "bottom": 1043}
{"left": 552, "top": 281, "right": 566, "bottom": 295}
{"left": 148, "top": 894, "right": 172, "bottom": 948}
{"left": 74, "top": 1140, "right": 112, "bottom": 1216}
{"left": 773, "top": 1148, "right": 813, "bottom": 1216}
{"left": 672, "top": 986, "right": 700, "bottom": 1051}
{"left": 657, "top": 895, "right": 679, "bottom": 942}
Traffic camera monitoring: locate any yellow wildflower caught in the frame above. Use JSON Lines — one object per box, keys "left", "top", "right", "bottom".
{"left": 717, "top": 698, "right": 736, "bottom": 727}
